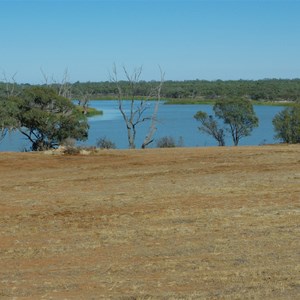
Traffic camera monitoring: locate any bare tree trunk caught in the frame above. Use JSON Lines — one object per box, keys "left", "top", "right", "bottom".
{"left": 0, "top": 127, "right": 7, "bottom": 143}
{"left": 111, "top": 64, "right": 164, "bottom": 149}
{"left": 142, "top": 68, "right": 164, "bottom": 148}
{"left": 77, "top": 90, "right": 91, "bottom": 115}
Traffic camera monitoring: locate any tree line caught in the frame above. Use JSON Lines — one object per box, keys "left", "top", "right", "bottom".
{"left": 1, "top": 78, "right": 300, "bottom": 103}
{"left": 69, "top": 79, "right": 300, "bottom": 103}
{"left": 162, "top": 79, "right": 300, "bottom": 102}
{"left": 71, "top": 78, "right": 300, "bottom": 102}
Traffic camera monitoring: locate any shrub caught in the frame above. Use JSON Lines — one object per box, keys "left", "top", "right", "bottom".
{"left": 96, "top": 137, "right": 116, "bottom": 149}
{"left": 61, "top": 137, "right": 77, "bottom": 148}
{"left": 63, "top": 146, "right": 81, "bottom": 155}
{"left": 156, "top": 136, "right": 177, "bottom": 148}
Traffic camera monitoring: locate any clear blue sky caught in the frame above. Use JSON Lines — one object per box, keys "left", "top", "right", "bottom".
{"left": 0, "top": 0, "right": 300, "bottom": 83}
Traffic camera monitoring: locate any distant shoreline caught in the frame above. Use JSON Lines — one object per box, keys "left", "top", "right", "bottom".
{"left": 77, "top": 97, "right": 294, "bottom": 107}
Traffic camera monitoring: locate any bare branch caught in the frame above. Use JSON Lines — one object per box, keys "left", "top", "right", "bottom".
{"left": 41, "top": 68, "right": 72, "bottom": 99}
{"left": 111, "top": 64, "right": 164, "bottom": 149}
{"left": 77, "top": 89, "right": 92, "bottom": 115}
{"left": 2, "top": 71, "right": 18, "bottom": 97}
{"left": 40, "top": 67, "right": 49, "bottom": 85}
{"left": 0, "top": 128, "right": 8, "bottom": 143}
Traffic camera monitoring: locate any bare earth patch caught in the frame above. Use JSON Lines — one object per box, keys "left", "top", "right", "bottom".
{"left": 0, "top": 145, "right": 299, "bottom": 299}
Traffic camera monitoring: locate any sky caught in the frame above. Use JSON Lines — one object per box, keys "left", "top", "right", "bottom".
{"left": 0, "top": 0, "right": 300, "bottom": 83}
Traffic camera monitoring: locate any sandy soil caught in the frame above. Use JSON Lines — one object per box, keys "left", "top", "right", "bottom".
{"left": 0, "top": 145, "right": 299, "bottom": 299}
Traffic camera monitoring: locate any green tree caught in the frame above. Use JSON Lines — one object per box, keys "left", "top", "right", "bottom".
{"left": 272, "top": 104, "right": 300, "bottom": 143}
{"left": 1, "top": 86, "right": 89, "bottom": 151}
{"left": 0, "top": 96, "right": 19, "bottom": 142}
{"left": 214, "top": 98, "right": 259, "bottom": 146}
{"left": 0, "top": 73, "right": 20, "bottom": 142}
{"left": 194, "top": 111, "right": 225, "bottom": 146}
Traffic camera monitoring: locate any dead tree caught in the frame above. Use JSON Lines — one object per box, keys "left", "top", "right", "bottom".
{"left": 77, "top": 90, "right": 91, "bottom": 115}
{"left": 41, "top": 68, "right": 92, "bottom": 114}
{"left": 141, "top": 69, "right": 164, "bottom": 148}
{"left": 2, "top": 71, "right": 18, "bottom": 98}
{"left": 40, "top": 67, "right": 72, "bottom": 99}
{"left": 111, "top": 65, "right": 164, "bottom": 149}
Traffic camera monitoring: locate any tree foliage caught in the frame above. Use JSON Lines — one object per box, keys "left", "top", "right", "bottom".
{"left": 213, "top": 98, "right": 259, "bottom": 146}
{"left": 272, "top": 104, "right": 300, "bottom": 143}
{"left": 194, "top": 111, "right": 225, "bottom": 146}
{"left": 0, "top": 96, "right": 19, "bottom": 142}
{"left": 0, "top": 86, "right": 89, "bottom": 150}
{"left": 195, "top": 99, "right": 259, "bottom": 146}
{"left": 67, "top": 79, "right": 300, "bottom": 103}
{"left": 1, "top": 78, "right": 300, "bottom": 103}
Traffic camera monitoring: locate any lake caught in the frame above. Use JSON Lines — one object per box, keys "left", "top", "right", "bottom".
{"left": 0, "top": 100, "right": 285, "bottom": 151}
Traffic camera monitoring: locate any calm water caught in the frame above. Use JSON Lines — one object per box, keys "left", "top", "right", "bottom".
{"left": 0, "top": 100, "right": 285, "bottom": 151}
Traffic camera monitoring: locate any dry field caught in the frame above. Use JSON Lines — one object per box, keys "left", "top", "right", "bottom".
{"left": 0, "top": 145, "right": 299, "bottom": 299}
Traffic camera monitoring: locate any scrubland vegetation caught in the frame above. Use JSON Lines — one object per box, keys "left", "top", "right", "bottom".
{"left": 66, "top": 78, "right": 300, "bottom": 103}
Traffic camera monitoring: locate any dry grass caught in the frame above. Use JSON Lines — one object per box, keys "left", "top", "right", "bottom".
{"left": 0, "top": 145, "right": 299, "bottom": 299}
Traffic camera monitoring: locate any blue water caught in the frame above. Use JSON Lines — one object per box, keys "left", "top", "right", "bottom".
{"left": 0, "top": 100, "right": 285, "bottom": 151}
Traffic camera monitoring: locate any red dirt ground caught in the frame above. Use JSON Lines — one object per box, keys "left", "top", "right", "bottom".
{"left": 0, "top": 145, "right": 299, "bottom": 299}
